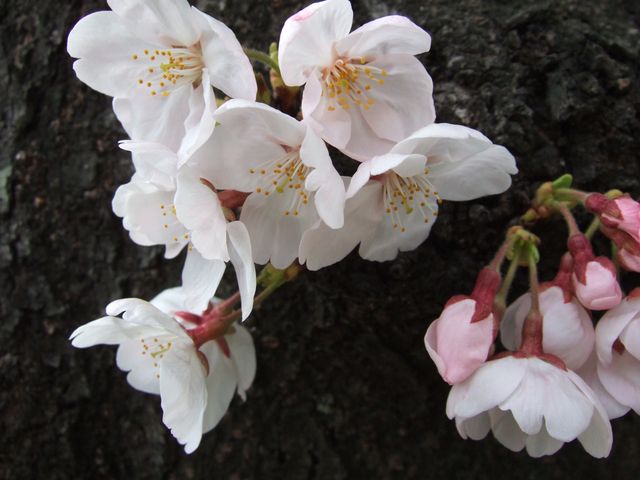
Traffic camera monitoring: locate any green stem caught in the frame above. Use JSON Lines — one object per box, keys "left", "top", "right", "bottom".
{"left": 554, "top": 187, "right": 587, "bottom": 204}
{"left": 244, "top": 48, "right": 281, "bottom": 76}
{"left": 495, "top": 254, "right": 520, "bottom": 308}
{"left": 584, "top": 217, "right": 601, "bottom": 240}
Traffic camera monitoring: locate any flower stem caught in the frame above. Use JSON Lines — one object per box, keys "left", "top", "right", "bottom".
{"left": 494, "top": 253, "right": 520, "bottom": 310}
{"left": 244, "top": 48, "right": 281, "bottom": 76}
{"left": 584, "top": 217, "right": 601, "bottom": 240}
{"left": 519, "top": 250, "right": 544, "bottom": 355}
{"left": 554, "top": 201, "right": 581, "bottom": 236}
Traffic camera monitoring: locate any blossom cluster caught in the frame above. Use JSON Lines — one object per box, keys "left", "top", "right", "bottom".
{"left": 426, "top": 179, "right": 640, "bottom": 458}
{"left": 67, "top": 0, "right": 517, "bottom": 452}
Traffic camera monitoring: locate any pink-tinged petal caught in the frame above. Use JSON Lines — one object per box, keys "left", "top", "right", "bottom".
{"left": 577, "top": 352, "right": 630, "bottom": 420}
{"left": 568, "top": 370, "right": 614, "bottom": 458}
{"left": 489, "top": 409, "right": 527, "bottom": 452}
{"left": 455, "top": 413, "right": 490, "bottom": 440}
{"left": 226, "top": 221, "right": 256, "bottom": 321}
{"left": 299, "top": 180, "right": 383, "bottom": 270}
{"left": 278, "top": 0, "right": 353, "bottom": 86}
{"left": 107, "top": 0, "right": 199, "bottom": 46}
{"left": 194, "top": 9, "right": 257, "bottom": 101}
{"left": 301, "top": 127, "right": 346, "bottom": 228}
{"left": 159, "top": 343, "right": 208, "bottom": 454}
{"left": 69, "top": 316, "right": 132, "bottom": 348}
{"left": 226, "top": 324, "right": 257, "bottom": 399}
{"left": 446, "top": 356, "right": 526, "bottom": 420}
{"left": 301, "top": 72, "right": 353, "bottom": 150}
{"left": 177, "top": 70, "right": 216, "bottom": 167}
{"left": 613, "top": 197, "right": 640, "bottom": 243}
{"left": 348, "top": 55, "right": 435, "bottom": 149}
{"left": 427, "top": 299, "right": 494, "bottom": 384}
{"left": 175, "top": 170, "right": 228, "bottom": 261}
{"left": 618, "top": 248, "right": 640, "bottom": 272}
{"left": 403, "top": 124, "right": 517, "bottom": 201}
{"left": 597, "top": 350, "right": 640, "bottom": 414}
{"left": 240, "top": 191, "right": 318, "bottom": 269}
{"left": 524, "top": 425, "right": 564, "bottom": 458}
{"left": 572, "top": 261, "right": 622, "bottom": 311}
{"left": 198, "top": 342, "right": 237, "bottom": 433}
{"left": 424, "top": 321, "right": 446, "bottom": 380}
{"left": 596, "top": 297, "right": 640, "bottom": 364}
{"left": 335, "top": 15, "right": 431, "bottom": 59}
{"left": 113, "top": 86, "right": 191, "bottom": 151}
{"left": 68, "top": 11, "right": 160, "bottom": 98}
{"left": 181, "top": 248, "right": 226, "bottom": 313}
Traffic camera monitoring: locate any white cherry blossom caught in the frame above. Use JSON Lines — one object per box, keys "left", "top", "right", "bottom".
{"left": 278, "top": 0, "right": 434, "bottom": 160}
{"left": 185, "top": 99, "right": 346, "bottom": 269}
{"left": 67, "top": 0, "right": 256, "bottom": 102}
{"left": 447, "top": 355, "right": 612, "bottom": 458}
{"left": 302, "top": 123, "right": 517, "bottom": 265}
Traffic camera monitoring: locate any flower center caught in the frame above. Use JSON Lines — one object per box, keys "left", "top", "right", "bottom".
{"left": 322, "top": 58, "right": 387, "bottom": 112}
{"left": 131, "top": 46, "right": 204, "bottom": 97}
{"left": 140, "top": 336, "right": 174, "bottom": 379}
{"left": 382, "top": 169, "right": 441, "bottom": 232}
{"left": 248, "top": 147, "right": 311, "bottom": 217}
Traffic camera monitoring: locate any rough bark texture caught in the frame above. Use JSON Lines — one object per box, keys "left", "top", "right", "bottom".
{"left": 2, "top": 0, "right": 640, "bottom": 478}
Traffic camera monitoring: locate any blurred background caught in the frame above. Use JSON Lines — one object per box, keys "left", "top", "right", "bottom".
{"left": 1, "top": 0, "right": 639, "bottom": 478}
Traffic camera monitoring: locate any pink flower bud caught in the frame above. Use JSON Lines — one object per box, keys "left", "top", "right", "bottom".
{"left": 599, "top": 225, "right": 640, "bottom": 273}
{"left": 425, "top": 298, "right": 495, "bottom": 384}
{"left": 617, "top": 248, "right": 640, "bottom": 272}
{"left": 568, "top": 234, "right": 622, "bottom": 310}
{"left": 425, "top": 268, "right": 501, "bottom": 384}
{"left": 586, "top": 194, "right": 640, "bottom": 243}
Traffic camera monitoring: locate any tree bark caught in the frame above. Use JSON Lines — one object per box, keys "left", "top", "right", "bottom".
{"left": 1, "top": 0, "right": 639, "bottom": 478}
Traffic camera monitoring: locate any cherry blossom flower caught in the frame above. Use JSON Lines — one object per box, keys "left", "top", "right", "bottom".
{"left": 425, "top": 268, "right": 501, "bottom": 384}
{"left": 67, "top": 0, "right": 256, "bottom": 102}
{"left": 112, "top": 144, "right": 256, "bottom": 317}
{"left": 185, "top": 99, "right": 346, "bottom": 269}
{"left": 336, "top": 123, "right": 517, "bottom": 262}
{"left": 501, "top": 257, "right": 595, "bottom": 371}
{"left": 568, "top": 234, "right": 622, "bottom": 310}
{"left": 278, "top": 0, "right": 434, "bottom": 160}
{"left": 70, "top": 289, "right": 256, "bottom": 453}
{"left": 595, "top": 290, "right": 640, "bottom": 414}
{"left": 599, "top": 225, "right": 640, "bottom": 273}
{"left": 447, "top": 355, "right": 612, "bottom": 458}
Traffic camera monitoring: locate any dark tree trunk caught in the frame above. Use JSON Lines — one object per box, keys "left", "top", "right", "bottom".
{"left": 2, "top": 0, "right": 639, "bottom": 478}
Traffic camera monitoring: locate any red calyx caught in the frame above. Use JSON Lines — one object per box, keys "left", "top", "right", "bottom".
{"left": 568, "top": 234, "right": 595, "bottom": 284}
{"left": 548, "top": 253, "right": 574, "bottom": 302}
{"left": 600, "top": 225, "right": 640, "bottom": 254}
{"left": 469, "top": 267, "right": 501, "bottom": 323}
{"left": 218, "top": 190, "right": 250, "bottom": 210}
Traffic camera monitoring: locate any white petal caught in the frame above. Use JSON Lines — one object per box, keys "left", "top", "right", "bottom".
{"left": 240, "top": 190, "right": 318, "bottom": 269}
{"left": 446, "top": 357, "right": 526, "bottom": 420}
{"left": 227, "top": 324, "right": 257, "bottom": 398}
{"left": 335, "top": 15, "right": 431, "bottom": 59}
{"left": 107, "top": 0, "right": 199, "bottom": 46}
{"left": 120, "top": 141, "right": 178, "bottom": 189}
{"left": 106, "top": 298, "right": 186, "bottom": 337}
{"left": 199, "top": 341, "right": 237, "bottom": 433}
{"left": 175, "top": 169, "right": 229, "bottom": 261}
{"left": 456, "top": 413, "right": 491, "bottom": 441}
{"left": 182, "top": 248, "right": 226, "bottom": 312}
{"left": 177, "top": 70, "right": 216, "bottom": 167}
{"left": 489, "top": 409, "right": 527, "bottom": 452}
{"left": 597, "top": 350, "right": 640, "bottom": 414}
{"left": 525, "top": 425, "right": 564, "bottom": 457}
{"left": 68, "top": 12, "right": 164, "bottom": 98}
{"left": 299, "top": 180, "right": 383, "bottom": 270}
{"left": 69, "top": 316, "right": 131, "bottom": 348}
{"left": 278, "top": 0, "right": 353, "bottom": 86}
{"left": 116, "top": 336, "right": 164, "bottom": 395}
{"left": 499, "top": 292, "right": 531, "bottom": 351}
{"left": 576, "top": 352, "right": 630, "bottom": 420}
{"left": 194, "top": 9, "right": 257, "bottom": 101}
{"left": 159, "top": 343, "right": 208, "bottom": 454}
{"left": 150, "top": 287, "right": 189, "bottom": 317}
{"left": 113, "top": 85, "right": 191, "bottom": 151}
{"left": 226, "top": 222, "right": 257, "bottom": 321}
{"left": 300, "top": 127, "right": 346, "bottom": 228}
{"left": 498, "top": 360, "right": 545, "bottom": 436}
{"left": 412, "top": 124, "right": 517, "bottom": 201}
{"left": 351, "top": 55, "right": 435, "bottom": 148}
